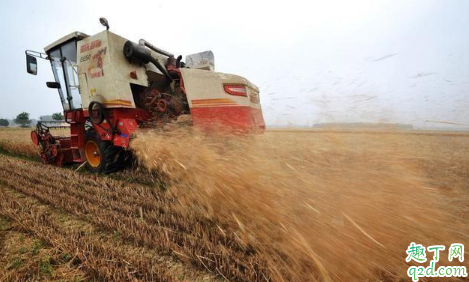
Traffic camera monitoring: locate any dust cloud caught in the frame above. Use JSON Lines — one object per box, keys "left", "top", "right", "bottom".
{"left": 131, "top": 128, "right": 469, "bottom": 281}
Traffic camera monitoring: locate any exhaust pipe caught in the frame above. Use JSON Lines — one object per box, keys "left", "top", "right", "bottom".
{"left": 123, "top": 40, "right": 172, "bottom": 82}
{"left": 138, "top": 39, "right": 173, "bottom": 58}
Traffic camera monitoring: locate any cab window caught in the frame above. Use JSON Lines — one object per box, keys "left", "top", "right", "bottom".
{"left": 48, "top": 40, "right": 82, "bottom": 110}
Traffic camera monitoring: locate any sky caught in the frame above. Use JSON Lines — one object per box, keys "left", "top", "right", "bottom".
{"left": 0, "top": 0, "right": 468, "bottom": 129}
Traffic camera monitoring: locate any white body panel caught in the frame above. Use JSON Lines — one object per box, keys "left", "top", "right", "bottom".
{"left": 180, "top": 68, "right": 261, "bottom": 110}
{"left": 77, "top": 31, "right": 149, "bottom": 109}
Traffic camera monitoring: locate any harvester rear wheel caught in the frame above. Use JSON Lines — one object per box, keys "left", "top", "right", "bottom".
{"left": 84, "top": 130, "right": 130, "bottom": 174}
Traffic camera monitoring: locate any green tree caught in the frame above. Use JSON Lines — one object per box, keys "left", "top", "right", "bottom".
{"left": 0, "top": 118, "right": 9, "bottom": 127}
{"left": 52, "top": 112, "right": 64, "bottom": 121}
{"left": 14, "top": 112, "right": 31, "bottom": 127}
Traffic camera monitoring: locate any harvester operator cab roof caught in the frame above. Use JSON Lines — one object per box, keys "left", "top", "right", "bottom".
{"left": 26, "top": 31, "right": 88, "bottom": 112}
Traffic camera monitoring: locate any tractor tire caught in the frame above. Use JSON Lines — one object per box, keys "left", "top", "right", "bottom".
{"left": 84, "top": 130, "right": 131, "bottom": 174}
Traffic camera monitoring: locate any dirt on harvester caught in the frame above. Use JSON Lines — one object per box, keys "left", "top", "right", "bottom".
{"left": 131, "top": 128, "right": 469, "bottom": 282}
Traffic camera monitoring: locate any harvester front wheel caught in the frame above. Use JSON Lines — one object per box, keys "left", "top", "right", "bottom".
{"left": 84, "top": 130, "right": 129, "bottom": 174}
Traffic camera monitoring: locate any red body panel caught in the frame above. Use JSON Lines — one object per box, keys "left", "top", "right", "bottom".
{"left": 56, "top": 138, "right": 74, "bottom": 165}
{"left": 33, "top": 103, "right": 264, "bottom": 167}
{"left": 191, "top": 106, "right": 265, "bottom": 133}
{"left": 113, "top": 118, "right": 139, "bottom": 147}
{"left": 84, "top": 108, "right": 148, "bottom": 146}
{"left": 40, "top": 108, "right": 149, "bottom": 166}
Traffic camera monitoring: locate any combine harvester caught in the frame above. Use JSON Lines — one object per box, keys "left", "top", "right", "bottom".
{"left": 25, "top": 18, "right": 265, "bottom": 173}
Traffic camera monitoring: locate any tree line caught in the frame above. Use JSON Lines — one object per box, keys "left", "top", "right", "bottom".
{"left": 0, "top": 112, "right": 64, "bottom": 127}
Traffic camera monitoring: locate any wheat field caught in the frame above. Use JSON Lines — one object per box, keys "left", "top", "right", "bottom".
{"left": 0, "top": 127, "right": 468, "bottom": 281}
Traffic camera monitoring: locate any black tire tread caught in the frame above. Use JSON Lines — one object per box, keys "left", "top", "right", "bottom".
{"left": 84, "top": 129, "right": 131, "bottom": 174}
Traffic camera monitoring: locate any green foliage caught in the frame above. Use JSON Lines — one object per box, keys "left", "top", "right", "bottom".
{"left": 19, "top": 246, "right": 27, "bottom": 254}
{"left": 0, "top": 217, "right": 10, "bottom": 231}
{"left": 60, "top": 252, "right": 72, "bottom": 262}
{"left": 39, "top": 256, "right": 53, "bottom": 276}
{"left": 52, "top": 112, "right": 64, "bottom": 121}
{"left": 14, "top": 112, "right": 31, "bottom": 127}
{"left": 0, "top": 118, "right": 8, "bottom": 127}
{"left": 8, "top": 257, "right": 23, "bottom": 269}
{"left": 31, "top": 240, "right": 43, "bottom": 255}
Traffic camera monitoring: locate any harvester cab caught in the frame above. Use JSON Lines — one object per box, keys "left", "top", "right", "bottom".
{"left": 25, "top": 18, "right": 265, "bottom": 173}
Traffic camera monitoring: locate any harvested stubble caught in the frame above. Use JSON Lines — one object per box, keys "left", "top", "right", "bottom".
{"left": 0, "top": 187, "right": 178, "bottom": 282}
{"left": 0, "top": 154, "right": 262, "bottom": 281}
{"left": 131, "top": 128, "right": 469, "bottom": 282}
{"left": 0, "top": 228, "right": 86, "bottom": 281}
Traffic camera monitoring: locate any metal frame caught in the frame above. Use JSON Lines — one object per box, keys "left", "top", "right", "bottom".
{"left": 25, "top": 50, "right": 48, "bottom": 60}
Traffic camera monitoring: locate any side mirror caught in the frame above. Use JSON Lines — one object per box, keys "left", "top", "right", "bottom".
{"left": 99, "top": 17, "right": 109, "bottom": 30}
{"left": 46, "top": 82, "right": 61, "bottom": 89}
{"left": 26, "top": 54, "right": 37, "bottom": 75}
